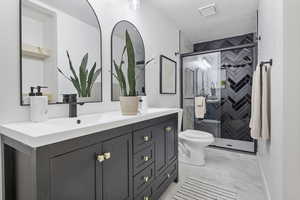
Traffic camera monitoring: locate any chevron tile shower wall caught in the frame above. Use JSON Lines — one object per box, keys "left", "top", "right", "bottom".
{"left": 220, "top": 47, "right": 254, "bottom": 142}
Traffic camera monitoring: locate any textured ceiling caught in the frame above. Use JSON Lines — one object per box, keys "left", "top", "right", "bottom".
{"left": 149, "top": 0, "right": 258, "bottom": 43}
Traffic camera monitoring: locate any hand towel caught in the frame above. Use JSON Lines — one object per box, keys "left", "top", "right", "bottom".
{"left": 250, "top": 65, "right": 262, "bottom": 139}
{"left": 195, "top": 96, "right": 206, "bottom": 119}
{"left": 261, "top": 64, "right": 271, "bottom": 140}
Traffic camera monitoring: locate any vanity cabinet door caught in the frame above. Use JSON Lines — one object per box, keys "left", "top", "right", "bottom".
{"left": 153, "top": 123, "right": 167, "bottom": 176}
{"left": 102, "top": 134, "right": 133, "bottom": 200}
{"left": 50, "top": 144, "right": 101, "bottom": 200}
{"left": 165, "top": 121, "right": 178, "bottom": 165}
{"left": 154, "top": 119, "right": 178, "bottom": 176}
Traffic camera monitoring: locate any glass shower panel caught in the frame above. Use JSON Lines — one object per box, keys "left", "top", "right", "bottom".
{"left": 182, "top": 52, "right": 222, "bottom": 138}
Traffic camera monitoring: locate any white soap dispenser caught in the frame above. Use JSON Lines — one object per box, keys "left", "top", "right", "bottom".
{"left": 139, "top": 96, "right": 148, "bottom": 113}
{"left": 30, "top": 86, "right": 48, "bottom": 122}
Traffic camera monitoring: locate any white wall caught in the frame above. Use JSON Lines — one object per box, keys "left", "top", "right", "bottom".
{"left": 180, "top": 31, "right": 193, "bottom": 54}
{"left": 0, "top": 0, "right": 180, "bottom": 124}
{"left": 258, "top": 0, "right": 300, "bottom": 200}
{"left": 282, "top": 0, "right": 300, "bottom": 199}
{"left": 257, "top": 0, "right": 284, "bottom": 199}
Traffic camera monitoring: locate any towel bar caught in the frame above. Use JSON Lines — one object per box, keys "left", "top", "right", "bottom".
{"left": 260, "top": 59, "right": 273, "bottom": 67}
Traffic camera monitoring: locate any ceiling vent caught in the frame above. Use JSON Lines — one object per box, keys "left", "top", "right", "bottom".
{"left": 198, "top": 3, "right": 217, "bottom": 17}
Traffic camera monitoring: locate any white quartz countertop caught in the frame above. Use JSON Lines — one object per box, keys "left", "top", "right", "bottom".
{"left": 0, "top": 108, "right": 181, "bottom": 148}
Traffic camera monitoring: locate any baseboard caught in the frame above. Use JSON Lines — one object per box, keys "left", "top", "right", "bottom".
{"left": 257, "top": 155, "right": 272, "bottom": 200}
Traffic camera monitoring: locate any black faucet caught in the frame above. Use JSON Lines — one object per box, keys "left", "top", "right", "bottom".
{"left": 63, "top": 94, "right": 84, "bottom": 118}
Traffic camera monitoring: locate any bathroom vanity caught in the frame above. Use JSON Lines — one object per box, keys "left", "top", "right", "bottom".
{"left": 0, "top": 108, "right": 180, "bottom": 200}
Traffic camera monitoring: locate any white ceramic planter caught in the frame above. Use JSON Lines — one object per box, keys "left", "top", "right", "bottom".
{"left": 120, "top": 96, "right": 139, "bottom": 115}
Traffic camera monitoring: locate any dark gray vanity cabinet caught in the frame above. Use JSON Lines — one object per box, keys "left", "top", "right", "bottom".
{"left": 154, "top": 120, "right": 178, "bottom": 176}
{"left": 2, "top": 113, "right": 178, "bottom": 200}
{"left": 50, "top": 143, "right": 101, "bottom": 200}
{"left": 101, "top": 134, "right": 132, "bottom": 200}
{"left": 51, "top": 134, "right": 132, "bottom": 200}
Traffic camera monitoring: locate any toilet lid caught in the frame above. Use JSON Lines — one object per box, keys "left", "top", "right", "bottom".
{"left": 180, "top": 130, "right": 213, "bottom": 139}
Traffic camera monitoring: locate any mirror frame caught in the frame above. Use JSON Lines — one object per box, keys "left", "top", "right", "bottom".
{"left": 19, "top": 0, "right": 103, "bottom": 106}
{"left": 160, "top": 55, "right": 177, "bottom": 95}
{"left": 110, "top": 20, "right": 145, "bottom": 101}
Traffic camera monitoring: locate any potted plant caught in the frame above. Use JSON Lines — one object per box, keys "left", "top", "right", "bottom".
{"left": 58, "top": 51, "right": 101, "bottom": 102}
{"left": 113, "top": 30, "right": 140, "bottom": 115}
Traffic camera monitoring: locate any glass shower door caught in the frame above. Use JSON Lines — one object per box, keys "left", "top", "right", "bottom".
{"left": 182, "top": 48, "right": 255, "bottom": 153}
{"left": 182, "top": 52, "right": 222, "bottom": 138}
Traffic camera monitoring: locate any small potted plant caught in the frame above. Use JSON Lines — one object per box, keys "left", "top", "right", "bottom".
{"left": 113, "top": 30, "right": 140, "bottom": 115}
{"left": 58, "top": 51, "right": 102, "bottom": 102}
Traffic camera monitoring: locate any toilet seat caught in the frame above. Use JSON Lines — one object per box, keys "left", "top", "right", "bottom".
{"left": 180, "top": 130, "right": 214, "bottom": 141}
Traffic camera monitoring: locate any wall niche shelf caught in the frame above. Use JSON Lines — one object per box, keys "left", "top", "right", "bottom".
{"left": 22, "top": 43, "right": 51, "bottom": 60}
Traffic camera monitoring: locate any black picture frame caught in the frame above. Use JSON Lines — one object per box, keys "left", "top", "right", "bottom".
{"left": 19, "top": 0, "right": 103, "bottom": 106}
{"left": 160, "top": 55, "right": 177, "bottom": 95}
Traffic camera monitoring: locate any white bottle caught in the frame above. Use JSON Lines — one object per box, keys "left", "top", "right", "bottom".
{"left": 30, "top": 96, "right": 48, "bottom": 122}
{"left": 139, "top": 96, "right": 148, "bottom": 113}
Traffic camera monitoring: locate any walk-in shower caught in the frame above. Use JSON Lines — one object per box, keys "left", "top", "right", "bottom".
{"left": 181, "top": 35, "right": 256, "bottom": 153}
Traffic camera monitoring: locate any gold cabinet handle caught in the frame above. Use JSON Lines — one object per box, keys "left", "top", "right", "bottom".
{"left": 143, "top": 156, "right": 149, "bottom": 162}
{"left": 97, "top": 152, "right": 111, "bottom": 162}
{"left": 144, "top": 196, "right": 150, "bottom": 200}
{"left": 165, "top": 127, "right": 172, "bottom": 132}
{"left": 143, "top": 136, "right": 150, "bottom": 142}
{"left": 97, "top": 154, "right": 105, "bottom": 163}
{"left": 144, "top": 176, "right": 149, "bottom": 183}
{"left": 104, "top": 152, "right": 111, "bottom": 160}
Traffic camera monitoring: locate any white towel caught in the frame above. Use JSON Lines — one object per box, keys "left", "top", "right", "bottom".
{"left": 195, "top": 96, "right": 206, "bottom": 119}
{"left": 250, "top": 64, "right": 270, "bottom": 140}
{"left": 250, "top": 66, "right": 262, "bottom": 139}
{"left": 261, "top": 64, "right": 270, "bottom": 140}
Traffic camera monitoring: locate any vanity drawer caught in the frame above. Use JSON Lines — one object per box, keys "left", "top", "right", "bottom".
{"left": 153, "top": 161, "right": 178, "bottom": 199}
{"left": 133, "top": 128, "right": 153, "bottom": 153}
{"left": 133, "top": 145, "right": 154, "bottom": 175}
{"left": 134, "top": 186, "right": 154, "bottom": 200}
{"left": 134, "top": 163, "right": 154, "bottom": 197}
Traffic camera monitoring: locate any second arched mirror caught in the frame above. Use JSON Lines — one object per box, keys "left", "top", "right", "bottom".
{"left": 111, "top": 21, "right": 145, "bottom": 101}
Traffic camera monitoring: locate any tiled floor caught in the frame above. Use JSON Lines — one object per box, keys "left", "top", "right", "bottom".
{"left": 160, "top": 147, "right": 268, "bottom": 200}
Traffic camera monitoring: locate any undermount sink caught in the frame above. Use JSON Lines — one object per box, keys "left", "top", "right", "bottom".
{"left": 45, "top": 113, "right": 104, "bottom": 127}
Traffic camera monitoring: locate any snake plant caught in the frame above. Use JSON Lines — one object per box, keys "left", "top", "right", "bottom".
{"left": 58, "top": 51, "right": 101, "bottom": 97}
{"left": 113, "top": 30, "right": 136, "bottom": 96}
{"left": 113, "top": 30, "right": 154, "bottom": 97}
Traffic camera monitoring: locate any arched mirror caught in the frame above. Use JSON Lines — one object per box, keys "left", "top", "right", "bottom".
{"left": 20, "top": 0, "right": 102, "bottom": 105}
{"left": 111, "top": 21, "right": 145, "bottom": 101}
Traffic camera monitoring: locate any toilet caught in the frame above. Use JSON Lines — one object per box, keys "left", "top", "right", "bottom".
{"left": 179, "top": 129, "right": 214, "bottom": 166}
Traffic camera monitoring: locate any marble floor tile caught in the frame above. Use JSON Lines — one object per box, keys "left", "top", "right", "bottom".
{"left": 160, "top": 147, "right": 268, "bottom": 200}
